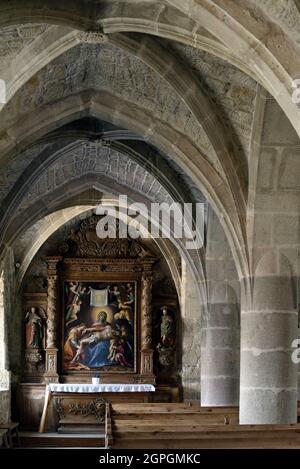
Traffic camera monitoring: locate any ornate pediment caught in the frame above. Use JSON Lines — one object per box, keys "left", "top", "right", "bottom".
{"left": 59, "top": 215, "right": 155, "bottom": 259}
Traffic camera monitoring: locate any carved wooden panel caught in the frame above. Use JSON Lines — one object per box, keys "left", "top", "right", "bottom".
{"left": 53, "top": 396, "right": 106, "bottom": 422}
{"left": 58, "top": 215, "right": 155, "bottom": 260}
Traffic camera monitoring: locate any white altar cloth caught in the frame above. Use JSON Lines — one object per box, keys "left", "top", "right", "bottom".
{"left": 48, "top": 383, "right": 155, "bottom": 393}
{"left": 39, "top": 383, "right": 155, "bottom": 432}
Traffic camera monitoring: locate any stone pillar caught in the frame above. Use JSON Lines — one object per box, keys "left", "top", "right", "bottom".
{"left": 240, "top": 253, "right": 298, "bottom": 424}
{"left": 180, "top": 260, "right": 202, "bottom": 401}
{"left": 140, "top": 268, "right": 154, "bottom": 380}
{"left": 202, "top": 206, "right": 240, "bottom": 406}
{"left": 201, "top": 284, "right": 240, "bottom": 406}
{"left": 0, "top": 271, "right": 11, "bottom": 422}
{"left": 298, "top": 315, "right": 300, "bottom": 400}
{"left": 44, "top": 257, "right": 61, "bottom": 383}
{"left": 0, "top": 273, "right": 7, "bottom": 373}
{"left": 0, "top": 257, "right": 12, "bottom": 424}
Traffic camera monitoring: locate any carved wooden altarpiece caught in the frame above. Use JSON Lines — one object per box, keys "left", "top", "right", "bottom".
{"left": 44, "top": 215, "right": 157, "bottom": 385}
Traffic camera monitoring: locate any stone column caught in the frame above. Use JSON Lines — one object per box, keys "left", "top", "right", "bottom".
{"left": 201, "top": 284, "right": 240, "bottom": 406}
{"left": 202, "top": 207, "right": 240, "bottom": 406}
{"left": 140, "top": 267, "right": 154, "bottom": 379}
{"left": 44, "top": 257, "right": 61, "bottom": 383}
{"left": 0, "top": 255, "right": 13, "bottom": 424}
{"left": 298, "top": 316, "right": 300, "bottom": 400}
{"left": 0, "top": 273, "right": 7, "bottom": 372}
{"left": 240, "top": 253, "right": 298, "bottom": 424}
{"left": 180, "top": 260, "right": 202, "bottom": 401}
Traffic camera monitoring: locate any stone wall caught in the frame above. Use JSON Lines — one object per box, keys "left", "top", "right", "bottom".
{"left": 0, "top": 367, "right": 10, "bottom": 424}
{"left": 252, "top": 95, "right": 300, "bottom": 275}
{"left": 0, "top": 390, "right": 10, "bottom": 424}
{"left": 169, "top": 42, "right": 257, "bottom": 171}
{"left": 0, "top": 250, "right": 15, "bottom": 423}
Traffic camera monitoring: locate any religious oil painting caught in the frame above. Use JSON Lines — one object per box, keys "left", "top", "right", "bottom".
{"left": 63, "top": 281, "right": 136, "bottom": 372}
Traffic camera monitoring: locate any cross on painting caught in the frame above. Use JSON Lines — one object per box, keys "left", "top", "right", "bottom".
{"left": 63, "top": 281, "right": 136, "bottom": 372}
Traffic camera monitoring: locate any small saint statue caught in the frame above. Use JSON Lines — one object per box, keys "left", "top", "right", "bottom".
{"left": 156, "top": 306, "right": 176, "bottom": 369}
{"left": 159, "top": 306, "right": 175, "bottom": 348}
{"left": 25, "top": 306, "right": 43, "bottom": 349}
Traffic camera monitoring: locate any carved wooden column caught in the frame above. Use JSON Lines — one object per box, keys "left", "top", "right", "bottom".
{"left": 44, "top": 257, "right": 61, "bottom": 383}
{"left": 141, "top": 266, "right": 154, "bottom": 379}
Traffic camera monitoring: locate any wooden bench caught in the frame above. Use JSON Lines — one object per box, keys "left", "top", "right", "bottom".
{"left": 112, "top": 403, "right": 239, "bottom": 425}
{"left": 0, "top": 429, "right": 9, "bottom": 448}
{"left": 0, "top": 423, "right": 20, "bottom": 448}
{"left": 110, "top": 403, "right": 300, "bottom": 448}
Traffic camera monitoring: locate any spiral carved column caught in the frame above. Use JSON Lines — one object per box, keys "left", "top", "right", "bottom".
{"left": 46, "top": 276, "right": 57, "bottom": 349}
{"left": 141, "top": 268, "right": 154, "bottom": 379}
{"left": 44, "top": 257, "right": 61, "bottom": 383}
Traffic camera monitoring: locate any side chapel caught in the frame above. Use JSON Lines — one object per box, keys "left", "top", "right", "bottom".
{"left": 18, "top": 216, "right": 179, "bottom": 431}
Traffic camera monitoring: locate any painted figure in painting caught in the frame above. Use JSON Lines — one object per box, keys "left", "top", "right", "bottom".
{"left": 125, "top": 283, "right": 134, "bottom": 307}
{"left": 114, "top": 304, "right": 132, "bottom": 323}
{"left": 70, "top": 311, "right": 114, "bottom": 364}
{"left": 66, "top": 281, "right": 79, "bottom": 304}
{"left": 109, "top": 285, "right": 121, "bottom": 308}
{"left": 108, "top": 335, "right": 131, "bottom": 367}
{"left": 63, "top": 324, "right": 86, "bottom": 364}
{"left": 78, "top": 285, "right": 91, "bottom": 308}
{"left": 25, "top": 307, "right": 43, "bottom": 349}
{"left": 66, "top": 299, "right": 82, "bottom": 326}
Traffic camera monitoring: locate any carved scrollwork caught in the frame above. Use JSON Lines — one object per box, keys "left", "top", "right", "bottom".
{"left": 47, "top": 354, "right": 56, "bottom": 372}
{"left": 58, "top": 215, "right": 155, "bottom": 259}
{"left": 53, "top": 398, "right": 65, "bottom": 419}
{"left": 99, "top": 264, "right": 143, "bottom": 272}
{"left": 54, "top": 397, "right": 106, "bottom": 423}
{"left": 143, "top": 353, "right": 153, "bottom": 374}
{"left": 64, "top": 263, "right": 143, "bottom": 273}
{"left": 46, "top": 276, "right": 57, "bottom": 348}
{"left": 158, "top": 347, "right": 176, "bottom": 368}
{"left": 76, "top": 31, "right": 108, "bottom": 44}
{"left": 25, "top": 350, "right": 44, "bottom": 371}
{"left": 141, "top": 272, "right": 153, "bottom": 351}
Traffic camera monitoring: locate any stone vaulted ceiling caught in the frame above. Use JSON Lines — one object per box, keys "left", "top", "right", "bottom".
{"left": 0, "top": 23, "right": 50, "bottom": 72}
{"left": 0, "top": 0, "right": 300, "bottom": 282}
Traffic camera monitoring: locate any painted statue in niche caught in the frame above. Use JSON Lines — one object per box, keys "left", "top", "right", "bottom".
{"left": 25, "top": 306, "right": 44, "bottom": 349}
{"left": 63, "top": 281, "right": 136, "bottom": 372}
{"left": 156, "top": 306, "right": 176, "bottom": 368}
{"left": 159, "top": 306, "right": 175, "bottom": 347}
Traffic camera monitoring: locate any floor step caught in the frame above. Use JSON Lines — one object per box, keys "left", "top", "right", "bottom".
{"left": 20, "top": 432, "right": 106, "bottom": 448}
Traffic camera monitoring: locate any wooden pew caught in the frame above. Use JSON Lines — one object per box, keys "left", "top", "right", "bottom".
{"left": 0, "top": 422, "right": 20, "bottom": 448}
{"left": 110, "top": 403, "right": 300, "bottom": 449}
{"left": 112, "top": 403, "right": 239, "bottom": 425}
{"left": 0, "top": 429, "right": 9, "bottom": 448}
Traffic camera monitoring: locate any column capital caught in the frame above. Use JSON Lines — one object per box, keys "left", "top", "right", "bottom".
{"left": 45, "top": 256, "right": 62, "bottom": 274}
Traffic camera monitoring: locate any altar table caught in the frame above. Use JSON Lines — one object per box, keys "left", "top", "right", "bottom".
{"left": 39, "top": 383, "right": 155, "bottom": 433}
{"left": 48, "top": 383, "right": 155, "bottom": 393}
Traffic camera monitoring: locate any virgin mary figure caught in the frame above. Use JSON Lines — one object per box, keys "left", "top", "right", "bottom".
{"left": 25, "top": 307, "right": 43, "bottom": 349}
{"left": 71, "top": 311, "right": 117, "bottom": 368}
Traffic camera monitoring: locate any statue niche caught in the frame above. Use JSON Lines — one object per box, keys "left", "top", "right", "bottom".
{"left": 25, "top": 307, "right": 43, "bottom": 349}
{"left": 23, "top": 305, "right": 46, "bottom": 374}
{"left": 156, "top": 306, "right": 176, "bottom": 369}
